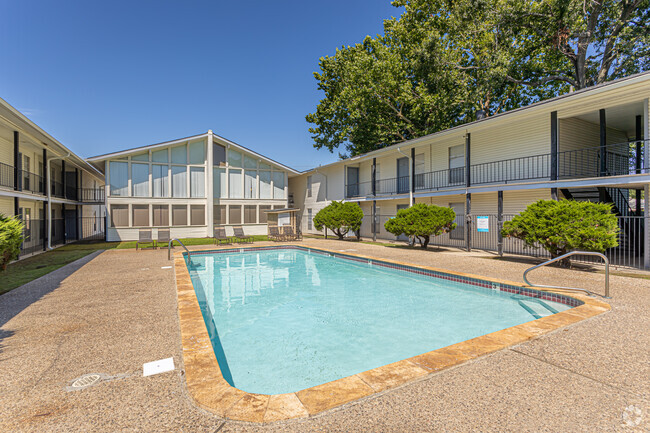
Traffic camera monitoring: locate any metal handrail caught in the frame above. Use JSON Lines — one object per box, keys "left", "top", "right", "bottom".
{"left": 523, "top": 251, "right": 610, "bottom": 298}
{"left": 168, "top": 238, "right": 191, "bottom": 262}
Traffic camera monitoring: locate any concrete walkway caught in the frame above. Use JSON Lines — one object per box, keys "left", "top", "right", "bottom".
{"left": 0, "top": 240, "right": 648, "bottom": 432}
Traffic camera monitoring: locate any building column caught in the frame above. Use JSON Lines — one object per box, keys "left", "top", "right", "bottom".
{"left": 61, "top": 160, "right": 66, "bottom": 199}
{"left": 599, "top": 109, "right": 607, "bottom": 176}
{"left": 14, "top": 131, "right": 20, "bottom": 191}
{"left": 410, "top": 148, "right": 416, "bottom": 197}
{"left": 43, "top": 200, "right": 48, "bottom": 251}
{"left": 371, "top": 157, "right": 376, "bottom": 196}
{"left": 466, "top": 193, "right": 471, "bottom": 252}
{"left": 372, "top": 200, "right": 377, "bottom": 242}
{"left": 14, "top": 197, "right": 19, "bottom": 218}
{"left": 206, "top": 131, "right": 214, "bottom": 237}
{"left": 551, "top": 111, "right": 558, "bottom": 200}
{"left": 497, "top": 191, "right": 503, "bottom": 256}
{"left": 636, "top": 115, "right": 643, "bottom": 215}
{"left": 77, "top": 204, "right": 82, "bottom": 240}
{"left": 465, "top": 133, "right": 471, "bottom": 188}
{"left": 62, "top": 203, "right": 67, "bottom": 243}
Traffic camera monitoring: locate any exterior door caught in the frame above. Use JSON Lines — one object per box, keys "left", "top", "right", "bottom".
{"left": 65, "top": 208, "right": 78, "bottom": 240}
{"left": 346, "top": 166, "right": 359, "bottom": 197}
{"left": 397, "top": 157, "right": 409, "bottom": 194}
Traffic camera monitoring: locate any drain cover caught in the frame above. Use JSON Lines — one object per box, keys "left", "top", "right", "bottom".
{"left": 68, "top": 374, "right": 102, "bottom": 390}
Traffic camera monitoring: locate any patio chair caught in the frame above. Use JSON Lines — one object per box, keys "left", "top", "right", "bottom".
{"left": 136, "top": 229, "right": 156, "bottom": 250}
{"left": 283, "top": 227, "right": 301, "bottom": 241}
{"left": 268, "top": 225, "right": 284, "bottom": 241}
{"left": 233, "top": 226, "right": 253, "bottom": 243}
{"left": 214, "top": 227, "right": 232, "bottom": 245}
{"left": 158, "top": 229, "right": 171, "bottom": 248}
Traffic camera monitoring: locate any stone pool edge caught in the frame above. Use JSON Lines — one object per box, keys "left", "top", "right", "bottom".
{"left": 173, "top": 244, "right": 610, "bottom": 423}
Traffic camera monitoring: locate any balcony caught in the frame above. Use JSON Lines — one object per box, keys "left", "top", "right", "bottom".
{"left": 78, "top": 187, "right": 105, "bottom": 203}
{"left": 345, "top": 140, "right": 648, "bottom": 199}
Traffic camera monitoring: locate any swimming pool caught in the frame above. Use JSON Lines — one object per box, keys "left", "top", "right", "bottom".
{"left": 186, "top": 246, "right": 578, "bottom": 395}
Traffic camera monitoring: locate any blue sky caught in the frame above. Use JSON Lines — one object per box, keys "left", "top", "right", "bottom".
{"left": 0, "top": 1, "right": 403, "bottom": 171}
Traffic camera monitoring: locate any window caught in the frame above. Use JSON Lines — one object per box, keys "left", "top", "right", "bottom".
{"left": 152, "top": 205, "right": 169, "bottom": 226}
{"left": 229, "top": 205, "right": 242, "bottom": 224}
{"left": 190, "top": 205, "right": 205, "bottom": 226}
{"left": 259, "top": 171, "right": 272, "bottom": 199}
{"left": 190, "top": 167, "right": 205, "bottom": 197}
{"left": 110, "top": 204, "right": 129, "bottom": 227}
{"left": 214, "top": 168, "right": 227, "bottom": 198}
{"left": 449, "top": 144, "right": 465, "bottom": 185}
{"left": 23, "top": 155, "right": 30, "bottom": 190}
{"left": 307, "top": 175, "right": 312, "bottom": 198}
{"left": 375, "top": 164, "right": 381, "bottom": 193}
{"left": 109, "top": 162, "right": 128, "bottom": 196}
{"left": 171, "top": 145, "right": 187, "bottom": 164}
{"left": 213, "top": 143, "right": 226, "bottom": 166}
{"left": 229, "top": 169, "right": 242, "bottom": 198}
{"left": 172, "top": 205, "right": 187, "bottom": 226}
{"left": 152, "top": 165, "right": 169, "bottom": 197}
{"left": 214, "top": 205, "right": 226, "bottom": 225}
{"left": 259, "top": 161, "right": 271, "bottom": 170}
{"left": 132, "top": 205, "right": 150, "bottom": 227}
{"left": 244, "top": 155, "right": 257, "bottom": 169}
{"left": 244, "top": 205, "right": 257, "bottom": 224}
{"left": 171, "top": 166, "right": 187, "bottom": 197}
{"left": 131, "top": 163, "right": 149, "bottom": 197}
{"left": 346, "top": 166, "right": 359, "bottom": 197}
{"left": 228, "top": 149, "right": 242, "bottom": 167}
{"left": 152, "top": 149, "right": 168, "bottom": 163}
{"left": 259, "top": 205, "right": 271, "bottom": 223}
{"left": 132, "top": 152, "right": 148, "bottom": 162}
{"left": 244, "top": 170, "right": 257, "bottom": 198}
{"left": 307, "top": 209, "right": 312, "bottom": 230}
{"left": 415, "top": 153, "right": 425, "bottom": 189}
{"left": 189, "top": 141, "right": 205, "bottom": 164}
{"left": 273, "top": 171, "right": 285, "bottom": 199}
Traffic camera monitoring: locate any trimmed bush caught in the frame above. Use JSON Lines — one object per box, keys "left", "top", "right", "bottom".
{"left": 501, "top": 199, "right": 619, "bottom": 267}
{"left": 0, "top": 214, "right": 24, "bottom": 270}
{"left": 384, "top": 203, "right": 457, "bottom": 248}
{"left": 313, "top": 201, "right": 364, "bottom": 240}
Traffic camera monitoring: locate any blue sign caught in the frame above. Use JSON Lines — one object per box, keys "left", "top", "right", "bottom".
{"left": 476, "top": 216, "right": 489, "bottom": 232}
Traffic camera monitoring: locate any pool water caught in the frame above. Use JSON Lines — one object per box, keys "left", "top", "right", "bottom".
{"left": 187, "top": 248, "right": 571, "bottom": 395}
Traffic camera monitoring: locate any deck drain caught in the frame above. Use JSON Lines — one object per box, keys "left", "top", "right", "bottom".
{"left": 70, "top": 374, "right": 101, "bottom": 389}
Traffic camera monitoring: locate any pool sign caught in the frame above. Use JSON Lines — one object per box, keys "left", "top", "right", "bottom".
{"left": 476, "top": 216, "right": 489, "bottom": 232}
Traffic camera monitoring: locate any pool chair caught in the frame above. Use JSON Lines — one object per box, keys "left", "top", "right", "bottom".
{"left": 214, "top": 227, "right": 231, "bottom": 245}
{"left": 268, "top": 225, "right": 284, "bottom": 241}
{"left": 136, "top": 229, "right": 156, "bottom": 250}
{"left": 283, "top": 227, "right": 300, "bottom": 241}
{"left": 158, "top": 229, "right": 171, "bottom": 248}
{"left": 233, "top": 226, "right": 253, "bottom": 243}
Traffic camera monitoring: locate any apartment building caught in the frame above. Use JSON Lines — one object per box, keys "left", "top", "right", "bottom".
{"left": 87, "top": 132, "right": 299, "bottom": 242}
{"left": 291, "top": 72, "right": 650, "bottom": 268}
{"left": 0, "top": 97, "right": 105, "bottom": 256}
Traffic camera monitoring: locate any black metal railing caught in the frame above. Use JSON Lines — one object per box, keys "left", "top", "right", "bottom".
{"left": 51, "top": 180, "right": 64, "bottom": 198}
{"left": 79, "top": 188, "right": 105, "bottom": 203}
{"left": 0, "top": 162, "right": 14, "bottom": 189}
{"left": 18, "top": 215, "right": 106, "bottom": 257}
{"left": 18, "top": 169, "right": 46, "bottom": 194}
{"left": 344, "top": 140, "right": 648, "bottom": 198}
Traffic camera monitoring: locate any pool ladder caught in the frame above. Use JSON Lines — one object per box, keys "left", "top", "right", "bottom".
{"left": 168, "top": 238, "right": 192, "bottom": 263}
{"left": 523, "top": 251, "right": 610, "bottom": 298}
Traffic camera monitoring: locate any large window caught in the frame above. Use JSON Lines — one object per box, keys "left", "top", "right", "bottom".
{"left": 244, "top": 205, "right": 257, "bottom": 224}
{"left": 190, "top": 167, "right": 205, "bottom": 198}
{"left": 259, "top": 171, "right": 272, "bottom": 199}
{"left": 190, "top": 205, "right": 205, "bottom": 226}
{"left": 110, "top": 204, "right": 129, "bottom": 227}
{"left": 229, "top": 169, "right": 242, "bottom": 198}
{"left": 307, "top": 175, "right": 312, "bottom": 198}
{"left": 229, "top": 205, "right": 242, "bottom": 225}
{"left": 228, "top": 149, "right": 242, "bottom": 167}
{"left": 214, "top": 143, "right": 226, "bottom": 166}
{"left": 171, "top": 145, "right": 187, "bottom": 164}
{"left": 131, "top": 163, "right": 149, "bottom": 197}
{"left": 449, "top": 144, "right": 465, "bottom": 185}
{"left": 244, "top": 170, "right": 257, "bottom": 199}
{"left": 152, "top": 165, "right": 169, "bottom": 197}
{"left": 152, "top": 205, "right": 169, "bottom": 226}
{"left": 172, "top": 205, "right": 187, "bottom": 226}
{"left": 132, "top": 205, "right": 150, "bottom": 227}
{"left": 214, "top": 168, "right": 227, "bottom": 198}
{"left": 259, "top": 205, "right": 271, "bottom": 223}
{"left": 109, "top": 162, "right": 128, "bottom": 196}
{"left": 214, "top": 205, "right": 226, "bottom": 225}
{"left": 189, "top": 141, "right": 205, "bottom": 164}
{"left": 171, "top": 166, "right": 187, "bottom": 198}
{"left": 244, "top": 155, "right": 257, "bottom": 169}
{"left": 273, "top": 171, "right": 285, "bottom": 199}
{"left": 152, "top": 149, "right": 168, "bottom": 163}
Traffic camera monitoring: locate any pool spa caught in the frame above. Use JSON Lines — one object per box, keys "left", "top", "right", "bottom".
{"left": 175, "top": 245, "right": 609, "bottom": 422}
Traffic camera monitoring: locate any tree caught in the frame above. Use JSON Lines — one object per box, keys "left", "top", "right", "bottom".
{"left": 501, "top": 200, "right": 619, "bottom": 267}
{"left": 384, "top": 203, "right": 456, "bottom": 248}
{"left": 312, "top": 201, "right": 364, "bottom": 240}
{"left": 0, "top": 214, "right": 24, "bottom": 271}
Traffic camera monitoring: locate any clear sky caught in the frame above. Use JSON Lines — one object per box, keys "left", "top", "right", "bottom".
{"left": 0, "top": 1, "right": 403, "bottom": 171}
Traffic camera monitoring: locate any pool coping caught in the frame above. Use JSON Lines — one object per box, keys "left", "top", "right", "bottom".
{"left": 173, "top": 244, "right": 611, "bottom": 423}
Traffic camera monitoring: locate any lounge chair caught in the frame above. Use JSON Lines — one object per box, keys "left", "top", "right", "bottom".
{"left": 214, "top": 227, "right": 231, "bottom": 245}
{"left": 268, "top": 225, "right": 284, "bottom": 241}
{"left": 158, "top": 229, "right": 171, "bottom": 248}
{"left": 233, "top": 226, "right": 253, "bottom": 243}
{"left": 283, "top": 227, "right": 300, "bottom": 241}
{"left": 136, "top": 229, "right": 156, "bottom": 250}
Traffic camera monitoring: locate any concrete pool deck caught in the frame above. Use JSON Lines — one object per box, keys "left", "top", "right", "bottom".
{"left": 0, "top": 239, "right": 648, "bottom": 432}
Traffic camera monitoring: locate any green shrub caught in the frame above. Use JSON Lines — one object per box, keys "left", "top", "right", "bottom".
{"left": 501, "top": 199, "right": 619, "bottom": 267}
{"left": 384, "top": 203, "right": 457, "bottom": 248}
{"left": 0, "top": 214, "right": 24, "bottom": 271}
{"left": 313, "top": 201, "right": 364, "bottom": 240}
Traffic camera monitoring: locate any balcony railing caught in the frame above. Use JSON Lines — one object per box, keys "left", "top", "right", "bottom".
{"left": 18, "top": 169, "right": 46, "bottom": 194}
{"left": 0, "top": 162, "right": 14, "bottom": 189}
{"left": 79, "top": 188, "right": 105, "bottom": 203}
{"left": 51, "top": 180, "right": 65, "bottom": 198}
{"left": 345, "top": 140, "right": 648, "bottom": 198}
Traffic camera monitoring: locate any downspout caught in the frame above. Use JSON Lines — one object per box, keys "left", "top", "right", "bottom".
{"left": 46, "top": 152, "right": 70, "bottom": 250}
{"left": 396, "top": 147, "right": 413, "bottom": 206}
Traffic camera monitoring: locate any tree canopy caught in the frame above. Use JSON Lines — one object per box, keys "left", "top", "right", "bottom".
{"left": 307, "top": 0, "right": 649, "bottom": 157}
{"left": 312, "top": 201, "right": 364, "bottom": 240}
{"left": 384, "top": 203, "right": 456, "bottom": 248}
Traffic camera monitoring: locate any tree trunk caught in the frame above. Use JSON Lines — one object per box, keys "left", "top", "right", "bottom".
{"left": 334, "top": 229, "right": 345, "bottom": 240}
{"left": 420, "top": 236, "right": 430, "bottom": 249}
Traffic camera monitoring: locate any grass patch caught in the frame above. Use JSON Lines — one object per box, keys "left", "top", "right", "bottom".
{"left": 0, "top": 235, "right": 270, "bottom": 295}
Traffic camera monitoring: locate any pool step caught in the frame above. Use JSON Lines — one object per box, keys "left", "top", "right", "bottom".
{"left": 517, "top": 298, "right": 560, "bottom": 319}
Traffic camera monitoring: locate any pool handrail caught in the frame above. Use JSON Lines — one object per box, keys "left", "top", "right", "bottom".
{"left": 168, "top": 238, "right": 192, "bottom": 262}
{"left": 523, "top": 251, "right": 610, "bottom": 298}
